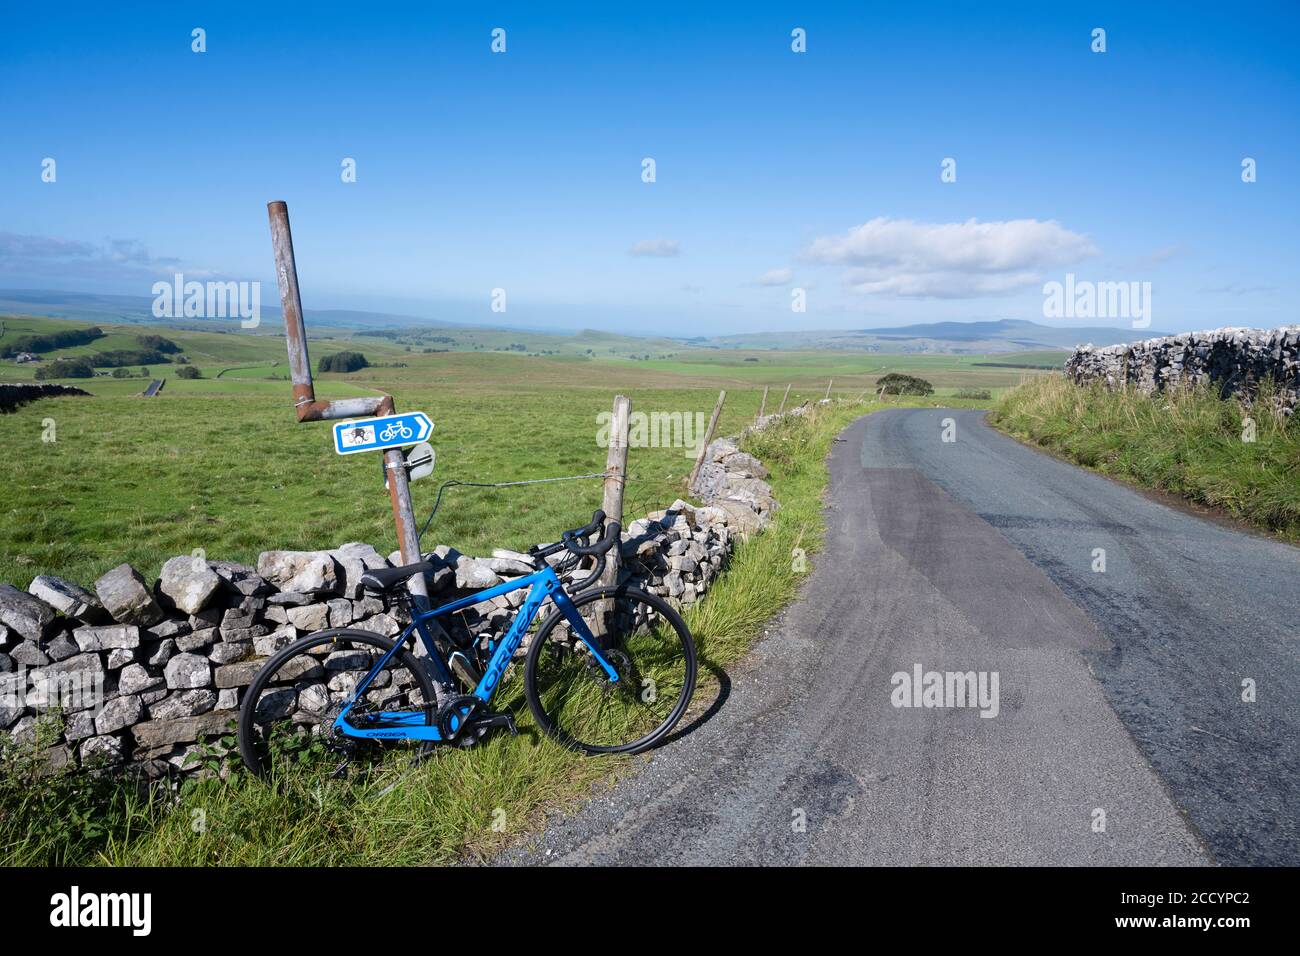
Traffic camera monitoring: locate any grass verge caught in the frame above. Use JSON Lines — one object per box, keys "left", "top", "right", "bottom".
{"left": 1, "top": 400, "right": 874, "bottom": 866}
{"left": 989, "top": 375, "right": 1300, "bottom": 542}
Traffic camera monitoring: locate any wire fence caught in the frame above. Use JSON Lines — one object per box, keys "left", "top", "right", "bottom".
{"left": 417, "top": 470, "right": 687, "bottom": 544}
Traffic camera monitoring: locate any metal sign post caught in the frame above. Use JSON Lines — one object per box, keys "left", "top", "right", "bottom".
{"left": 266, "top": 200, "right": 430, "bottom": 607}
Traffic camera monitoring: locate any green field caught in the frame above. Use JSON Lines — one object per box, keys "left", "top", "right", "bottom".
{"left": 1, "top": 314, "right": 1062, "bottom": 392}
{"left": 0, "top": 314, "right": 1060, "bottom": 588}
{"left": 971, "top": 351, "right": 1070, "bottom": 370}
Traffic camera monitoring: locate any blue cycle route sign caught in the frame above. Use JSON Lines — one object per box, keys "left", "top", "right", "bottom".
{"left": 333, "top": 411, "right": 433, "bottom": 456}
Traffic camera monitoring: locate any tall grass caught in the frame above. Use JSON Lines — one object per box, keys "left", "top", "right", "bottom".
{"left": 1, "top": 401, "right": 871, "bottom": 866}
{"left": 990, "top": 375, "right": 1300, "bottom": 541}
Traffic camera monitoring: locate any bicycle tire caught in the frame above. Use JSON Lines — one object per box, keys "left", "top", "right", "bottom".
{"left": 523, "top": 585, "right": 697, "bottom": 754}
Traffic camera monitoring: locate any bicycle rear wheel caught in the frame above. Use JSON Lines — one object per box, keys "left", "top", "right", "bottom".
{"left": 524, "top": 585, "right": 696, "bottom": 754}
{"left": 237, "top": 629, "right": 436, "bottom": 778}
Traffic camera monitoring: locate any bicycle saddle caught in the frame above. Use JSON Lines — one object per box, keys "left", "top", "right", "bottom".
{"left": 359, "top": 561, "right": 434, "bottom": 593}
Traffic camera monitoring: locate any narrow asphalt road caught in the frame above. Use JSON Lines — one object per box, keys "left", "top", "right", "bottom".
{"left": 503, "top": 409, "right": 1299, "bottom": 866}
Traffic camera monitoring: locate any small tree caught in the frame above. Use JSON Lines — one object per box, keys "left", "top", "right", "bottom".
{"left": 111, "top": 367, "right": 132, "bottom": 378}
{"left": 34, "top": 357, "right": 95, "bottom": 379}
{"left": 175, "top": 366, "right": 201, "bottom": 380}
{"left": 876, "top": 373, "right": 934, "bottom": 396}
{"left": 317, "top": 351, "right": 369, "bottom": 373}
{"left": 135, "top": 334, "right": 181, "bottom": 353}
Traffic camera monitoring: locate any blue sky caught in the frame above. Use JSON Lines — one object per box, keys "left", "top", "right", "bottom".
{"left": 1, "top": 1, "right": 1296, "bottom": 335}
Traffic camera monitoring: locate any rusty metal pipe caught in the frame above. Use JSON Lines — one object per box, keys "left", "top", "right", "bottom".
{"left": 297, "top": 395, "right": 389, "bottom": 422}
{"left": 267, "top": 201, "right": 318, "bottom": 422}
{"left": 266, "top": 202, "right": 430, "bottom": 612}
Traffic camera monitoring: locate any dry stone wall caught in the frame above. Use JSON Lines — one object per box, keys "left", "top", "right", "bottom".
{"left": 0, "top": 383, "right": 91, "bottom": 413}
{"left": 0, "top": 422, "right": 783, "bottom": 777}
{"left": 1065, "top": 326, "right": 1300, "bottom": 415}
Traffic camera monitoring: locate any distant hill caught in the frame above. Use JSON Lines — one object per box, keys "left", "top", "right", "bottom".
{"left": 701, "top": 319, "right": 1168, "bottom": 353}
{"left": 854, "top": 319, "right": 1166, "bottom": 348}
{"left": 0, "top": 290, "right": 1167, "bottom": 355}
{"left": 0, "top": 290, "right": 462, "bottom": 332}
{"left": 0, "top": 312, "right": 688, "bottom": 382}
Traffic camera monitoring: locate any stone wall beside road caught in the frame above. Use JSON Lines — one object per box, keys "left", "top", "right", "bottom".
{"left": 1065, "top": 326, "right": 1300, "bottom": 415}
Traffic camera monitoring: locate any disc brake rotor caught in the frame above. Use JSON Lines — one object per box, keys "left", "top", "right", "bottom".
{"left": 591, "top": 647, "right": 637, "bottom": 695}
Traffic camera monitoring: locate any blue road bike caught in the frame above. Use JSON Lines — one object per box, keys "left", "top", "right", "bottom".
{"left": 238, "top": 511, "right": 697, "bottom": 777}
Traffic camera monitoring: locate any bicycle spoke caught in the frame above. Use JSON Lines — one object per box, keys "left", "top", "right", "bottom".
{"left": 526, "top": 588, "right": 696, "bottom": 753}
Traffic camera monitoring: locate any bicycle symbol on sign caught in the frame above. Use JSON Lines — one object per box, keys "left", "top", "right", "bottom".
{"left": 378, "top": 422, "right": 414, "bottom": 443}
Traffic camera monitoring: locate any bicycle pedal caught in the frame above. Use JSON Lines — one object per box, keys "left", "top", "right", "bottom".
{"left": 470, "top": 712, "right": 518, "bottom": 737}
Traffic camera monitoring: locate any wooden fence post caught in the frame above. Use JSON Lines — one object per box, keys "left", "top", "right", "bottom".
{"left": 824, "top": 379, "right": 833, "bottom": 401}
{"left": 599, "top": 395, "right": 630, "bottom": 590}
{"left": 758, "top": 386, "right": 769, "bottom": 421}
{"left": 778, "top": 383, "right": 791, "bottom": 414}
{"left": 689, "top": 389, "right": 727, "bottom": 494}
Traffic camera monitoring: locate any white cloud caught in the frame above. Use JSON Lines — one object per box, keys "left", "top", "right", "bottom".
{"left": 753, "top": 267, "right": 793, "bottom": 286}
{"left": 1199, "top": 280, "right": 1277, "bottom": 296}
{"left": 1139, "top": 244, "right": 1184, "bottom": 265}
{"left": 0, "top": 231, "right": 184, "bottom": 283}
{"left": 0, "top": 233, "right": 97, "bottom": 259}
{"left": 804, "top": 217, "right": 1098, "bottom": 298}
{"left": 629, "top": 238, "right": 680, "bottom": 258}
{"left": 0, "top": 231, "right": 183, "bottom": 267}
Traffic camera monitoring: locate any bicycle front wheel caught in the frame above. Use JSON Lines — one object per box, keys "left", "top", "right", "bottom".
{"left": 524, "top": 585, "right": 697, "bottom": 754}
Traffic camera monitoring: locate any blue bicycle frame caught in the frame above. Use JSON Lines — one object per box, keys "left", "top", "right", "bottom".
{"left": 332, "top": 564, "right": 619, "bottom": 742}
